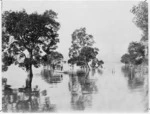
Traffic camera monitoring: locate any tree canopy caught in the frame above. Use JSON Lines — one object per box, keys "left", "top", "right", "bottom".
{"left": 121, "top": 42, "right": 145, "bottom": 65}
{"left": 69, "top": 27, "right": 95, "bottom": 59}
{"left": 128, "top": 42, "right": 145, "bottom": 65}
{"left": 42, "top": 51, "right": 63, "bottom": 67}
{"left": 121, "top": 53, "right": 130, "bottom": 65}
{"left": 121, "top": 1, "right": 148, "bottom": 66}
{"left": 131, "top": 1, "right": 148, "bottom": 41}
{"left": 68, "top": 28, "right": 103, "bottom": 69}
{"left": 2, "top": 9, "right": 60, "bottom": 87}
{"left": 91, "top": 58, "right": 104, "bottom": 68}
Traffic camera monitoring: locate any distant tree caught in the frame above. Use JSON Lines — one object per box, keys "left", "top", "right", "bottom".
{"left": 131, "top": 1, "right": 148, "bottom": 41}
{"left": 128, "top": 42, "right": 145, "bottom": 65}
{"left": 97, "top": 60, "right": 104, "bottom": 68}
{"left": 91, "top": 58, "right": 104, "bottom": 68}
{"left": 121, "top": 53, "right": 130, "bottom": 65}
{"left": 49, "top": 51, "right": 63, "bottom": 69}
{"left": 52, "top": 51, "right": 63, "bottom": 62}
{"left": 42, "top": 51, "right": 63, "bottom": 69}
{"left": 2, "top": 10, "right": 60, "bottom": 88}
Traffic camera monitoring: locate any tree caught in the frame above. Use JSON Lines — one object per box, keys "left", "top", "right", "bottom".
{"left": 131, "top": 1, "right": 148, "bottom": 58}
{"left": 49, "top": 51, "right": 63, "bottom": 69}
{"left": 91, "top": 58, "right": 104, "bottom": 69}
{"left": 131, "top": 1, "right": 148, "bottom": 41}
{"left": 2, "top": 10, "right": 60, "bottom": 88}
{"left": 121, "top": 53, "right": 130, "bottom": 65}
{"left": 69, "top": 28, "right": 94, "bottom": 59}
{"left": 121, "top": 1, "right": 148, "bottom": 66}
{"left": 128, "top": 42, "right": 145, "bottom": 65}
{"left": 121, "top": 42, "right": 145, "bottom": 66}
{"left": 42, "top": 51, "right": 63, "bottom": 70}
{"left": 68, "top": 28, "right": 102, "bottom": 69}
{"left": 77, "top": 46, "right": 98, "bottom": 69}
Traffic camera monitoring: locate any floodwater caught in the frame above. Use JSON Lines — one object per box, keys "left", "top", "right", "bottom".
{"left": 2, "top": 62, "right": 148, "bottom": 112}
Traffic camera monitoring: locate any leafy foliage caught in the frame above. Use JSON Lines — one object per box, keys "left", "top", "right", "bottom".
{"left": 121, "top": 1, "right": 148, "bottom": 66}
{"left": 68, "top": 27, "right": 103, "bottom": 69}
{"left": 2, "top": 9, "right": 60, "bottom": 71}
{"left": 42, "top": 51, "right": 63, "bottom": 67}
{"left": 128, "top": 42, "right": 145, "bottom": 65}
{"left": 131, "top": 1, "right": 148, "bottom": 41}
{"left": 79, "top": 46, "right": 98, "bottom": 63}
{"left": 69, "top": 28, "right": 94, "bottom": 59}
{"left": 2, "top": 9, "right": 60, "bottom": 87}
{"left": 121, "top": 42, "right": 145, "bottom": 65}
{"left": 91, "top": 59, "right": 104, "bottom": 68}
{"left": 121, "top": 53, "right": 130, "bottom": 64}
{"left": 68, "top": 57, "right": 78, "bottom": 65}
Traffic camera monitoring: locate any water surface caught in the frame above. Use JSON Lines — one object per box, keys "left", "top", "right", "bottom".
{"left": 2, "top": 62, "right": 148, "bottom": 112}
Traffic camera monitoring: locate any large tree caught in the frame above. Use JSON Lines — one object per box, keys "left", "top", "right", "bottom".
{"left": 2, "top": 10, "right": 60, "bottom": 88}
{"left": 68, "top": 28, "right": 103, "bottom": 70}
{"left": 69, "top": 28, "right": 94, "bottom": 59}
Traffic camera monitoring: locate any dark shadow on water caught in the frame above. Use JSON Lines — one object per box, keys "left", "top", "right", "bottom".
{"left": 2, "top": 78, "right": 56, "bottom": 112}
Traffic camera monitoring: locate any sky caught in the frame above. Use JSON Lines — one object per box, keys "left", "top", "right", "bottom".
{"left": 2, "top": 0, "right": 142, "bottom": 63}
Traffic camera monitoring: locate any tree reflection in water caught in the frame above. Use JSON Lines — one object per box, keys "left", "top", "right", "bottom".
{"left": 2, "top": 78, "right": 56, "bottom": 112}
{"left": 121, "top": 66, "right": 144, "bottom": 90}
{"left": 68, "top": 70, "right": 98, "bottom": 110}
{"left": 41, "top": 69, "right": 63, "bottom": 84}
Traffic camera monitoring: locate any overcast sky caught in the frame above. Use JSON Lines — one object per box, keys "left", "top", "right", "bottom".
{"left": 3, "top": 0, "right": 142, "bottom": 63}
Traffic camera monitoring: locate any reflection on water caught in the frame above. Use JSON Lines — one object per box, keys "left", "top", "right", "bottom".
{"left": 41, "top": 69, "right": 63, "bottom": 84}
{"left": 2, "top": 63, "right": 148, "bottom": 112}
{"left": 121, "top": 66, "right": 145, "bottom": 90}
{"left": 121, "top": 65, "right": 148, "bottom": 112}
{"left": 2, "top": 79, "right": 56, "bottom": 112}
{"left": 68, "top": 70, "right": 98, "bottom": 110}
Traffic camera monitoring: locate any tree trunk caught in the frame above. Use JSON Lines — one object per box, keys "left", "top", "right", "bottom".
{"left": 26, "top": 64, "right": 33, "bottom": 88}
{"left": 26, "top": 51, "right": 33, "bottom": 88}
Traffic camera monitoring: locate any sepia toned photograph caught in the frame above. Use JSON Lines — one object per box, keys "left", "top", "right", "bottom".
{"left": 1, "top": 0, "right": 148, "bottom": 113}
